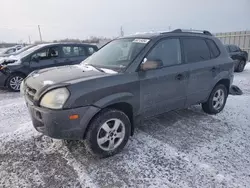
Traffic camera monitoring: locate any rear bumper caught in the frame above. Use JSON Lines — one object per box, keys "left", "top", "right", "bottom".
{"left": 26, "top": 100, "right": 100, "bottom": 140}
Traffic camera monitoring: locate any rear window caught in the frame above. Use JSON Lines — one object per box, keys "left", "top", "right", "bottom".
{"left": 183, "top": 38, "right": 211, "bottom": 63}
{"left": 206, "top": 39, "right": 220, "bottom": 58}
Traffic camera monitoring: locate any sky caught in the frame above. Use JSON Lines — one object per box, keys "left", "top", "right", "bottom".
{"left": 0, "top": 0, "right": 249, "bottom": 43}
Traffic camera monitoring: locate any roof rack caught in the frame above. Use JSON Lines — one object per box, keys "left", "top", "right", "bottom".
{"left": 169, "top": 29, "right": 213, "bottom": 36}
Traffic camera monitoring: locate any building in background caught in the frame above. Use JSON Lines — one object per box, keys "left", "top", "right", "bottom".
{"left": 215, "top": 31, "right": 250, "bottom": 60}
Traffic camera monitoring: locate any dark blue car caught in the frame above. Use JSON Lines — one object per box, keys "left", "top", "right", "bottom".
{"left": 0, "top": 43, "right": 98, "bottom": 91}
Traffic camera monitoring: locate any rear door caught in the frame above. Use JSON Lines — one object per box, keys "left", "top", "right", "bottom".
{"left": 139, "top": 38, "right": 189, "bottom": 118}
{"left": 29, "top": 46, "right": 60, "bottom": 71}
{"left": 182, "top": 37, "right": 218, "bottom": 106}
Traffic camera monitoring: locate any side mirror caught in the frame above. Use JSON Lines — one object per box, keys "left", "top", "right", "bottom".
{"left": 140, "top": 58, "right": 163, "bottom": 71}
{"left": 31, "top": 56, "right": 39, "bottom": 62}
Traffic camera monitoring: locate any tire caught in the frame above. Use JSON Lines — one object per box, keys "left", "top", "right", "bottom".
{"left": 85, "top": 109, "right": 131, "bottom": 158}
{"left": 235, "top": 60, "right": 246, "bottom": 72}
{"left": 202, "top": 84, "right": 228, "bottom": 115}
{"left": 6, "top": 73, "right": 25, "bottom": 92}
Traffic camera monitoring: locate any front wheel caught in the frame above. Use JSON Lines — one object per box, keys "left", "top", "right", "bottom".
{"left": 6, "top": 74, "right": 25, "bottom": 92}
{"left": 202, "top": 84, "right": 228, "bottom": 114}
{"left": 85, "top": 109, "right": 131, "bottom": 158}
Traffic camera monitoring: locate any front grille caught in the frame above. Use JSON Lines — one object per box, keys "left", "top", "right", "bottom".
{"left": 25, "top": 85, "right": 37, "bottom": 102}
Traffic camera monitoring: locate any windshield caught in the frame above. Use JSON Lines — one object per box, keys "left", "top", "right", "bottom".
{"left": 81, "top": 38, "right": 149, "bottom": 71}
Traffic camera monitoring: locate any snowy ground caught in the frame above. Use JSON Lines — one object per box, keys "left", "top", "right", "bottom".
{"left": 1, "top": 64, "right": 250, "bottom": 188}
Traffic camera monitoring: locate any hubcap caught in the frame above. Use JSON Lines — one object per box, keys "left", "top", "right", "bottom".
{"left": 97, "top": 118, "right": 125, "bottom": 151}
{"left": 212, "top": 89, "right": 225, "bottom": 110}
{"left": 9, "top": 76, "right": 23, "bottom": 91}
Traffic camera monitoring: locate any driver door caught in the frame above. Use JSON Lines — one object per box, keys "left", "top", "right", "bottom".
{"left": 29, "top": 46, "right": 60, "bottom": 71}
{"left": 139, "top": 38, "right": 189, "bottom": 118}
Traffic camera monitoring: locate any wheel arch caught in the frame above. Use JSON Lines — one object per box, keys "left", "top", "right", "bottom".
{"left": 83, "top": 101, "right": 135, "bottom": 139}
{"left": 4, "top": 71, "right": 27, "bottom": 86}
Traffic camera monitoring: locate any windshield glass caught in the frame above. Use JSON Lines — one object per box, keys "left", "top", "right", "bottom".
{"left": 81, "top": 38, "right": 150, "bottom": 71}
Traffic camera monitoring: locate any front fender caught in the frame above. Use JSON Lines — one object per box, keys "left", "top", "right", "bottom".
{"left": 94, "top": 92, "right": 134, "bottom": 108}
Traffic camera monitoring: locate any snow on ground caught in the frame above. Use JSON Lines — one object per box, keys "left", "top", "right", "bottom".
{"left": 0, "top": 64, "right": 250, "bottom": 188}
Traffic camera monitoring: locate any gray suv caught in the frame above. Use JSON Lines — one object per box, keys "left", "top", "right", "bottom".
{"left": 22, "top": 29, "right": 234, "bottom": 157}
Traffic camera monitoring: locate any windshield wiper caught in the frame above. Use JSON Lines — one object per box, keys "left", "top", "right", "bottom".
{"left": 85, "top": 64, "right": 105, "bottom": 73}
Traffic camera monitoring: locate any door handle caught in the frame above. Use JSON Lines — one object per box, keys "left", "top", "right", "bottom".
{"left": 175, "top": 74, "right": 184, "bottom": 80}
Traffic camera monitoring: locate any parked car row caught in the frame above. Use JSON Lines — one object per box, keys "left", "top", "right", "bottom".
{"left": 21, "top": 29, "right": 234, "bottom": 157}
{"left": 0, "top": 43, "right": 98, "bottom": 91}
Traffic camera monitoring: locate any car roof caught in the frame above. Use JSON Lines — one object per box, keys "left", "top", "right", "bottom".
{"left": 120, "top": 29, "right": 214, "bottom": 40}
{"left": 35, "top": 43, "right": 97, "bottom": 48}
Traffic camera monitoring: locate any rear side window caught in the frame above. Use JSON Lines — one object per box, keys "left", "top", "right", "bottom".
{"left": 183, "top": 38, "right": 210, "bottom": 63}
{"left": 62, "top": 46, "right": 87, "bottom": 57}
{"left": 206, "top": 39, "right": 220, "bottom": 58}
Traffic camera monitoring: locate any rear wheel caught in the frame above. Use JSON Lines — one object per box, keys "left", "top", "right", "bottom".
{"left": 202, "top": 84, "right": 228, "bottom": 114}
{"left": 236, "top": 60, "right": 246, "bottom": 72}
{"left": 6, "top": 73, "right": 25, "bottom": 92}
{"left": 85, "top": 109, "right": 131, "bottom": 158}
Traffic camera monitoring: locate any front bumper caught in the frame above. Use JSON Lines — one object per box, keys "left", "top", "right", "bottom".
{"left": 0, "top": 71, "right": 8, "bottom": 87}
{"left": 26, "top": 100, "right": 100, "bottom": 140}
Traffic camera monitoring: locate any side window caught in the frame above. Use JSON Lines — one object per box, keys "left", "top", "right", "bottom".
{"left": 31, "top": 47, "right": 59, "bottom": 61}
{"left": 87, "top": 47, "right": 97, "bottom": 55}
{"left": 78, "top": 46, "right": 87, "bottom": 56}
{"left": 62, "top": 46, "right": 86, "bottom": 57}
{"left": 31, "top": 48, "right": 48, "bottom": 60}
{"left": 48, "top": 46, "right": 59, "bottom": 58}
{"left": 183, "top": 38, "right": 210, "bottom": 63}
{"left": 206, "top": 39, "right": 220, "bottom": 58}
{"left": 146, "top": 38, "right": 181, "bottom": 66}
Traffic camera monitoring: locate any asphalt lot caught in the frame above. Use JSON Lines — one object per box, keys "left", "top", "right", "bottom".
{"left": 1, "top": 64, "right": 250, "bottom": 188}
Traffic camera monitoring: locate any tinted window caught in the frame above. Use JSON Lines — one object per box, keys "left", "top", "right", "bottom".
{"left": 146, "top": 38, "right": 181, "bottom": 66}
{"left": 183, "top": 38, "right": 210, "bottom": 63}
{"left": 206, "top": 39, "right": 220, "bottom": 58}
{"left": 62, "top": 46, "right": 86, "bottom": 57}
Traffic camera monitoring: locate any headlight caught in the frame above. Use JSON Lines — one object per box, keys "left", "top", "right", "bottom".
{"left": 40, "top": 87, "right": 70, "bottom": 109}
{"left": 20, "top": 81, "right": 24, "bottom": 95}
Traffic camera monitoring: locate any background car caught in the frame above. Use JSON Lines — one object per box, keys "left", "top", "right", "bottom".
{"left": 0, "top": 45, "right": 24, "bottom": 57}
{"left": 0, "top": 43, "right": 98, "bottom": 91}
{"left": 225, "top": 44, "right": 248, "bottom": 72}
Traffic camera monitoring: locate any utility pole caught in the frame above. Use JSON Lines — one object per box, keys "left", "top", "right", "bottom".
{"left": 38, "top": 25, "right": 43, "bottom": 42}
{"left": 28, "top": 36, "right": 31, "bottom": 44}
{"left": 120, "top": 26, "right": 124, "bottom": 37}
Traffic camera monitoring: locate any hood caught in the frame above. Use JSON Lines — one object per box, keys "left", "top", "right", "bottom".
{"left": 0, "top": 56, "right": 20, "bottom": 65}
{"left": 25, "top": 65, "right": 116, "bottom": 91}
